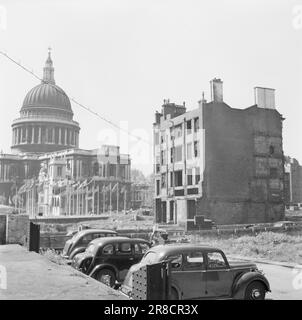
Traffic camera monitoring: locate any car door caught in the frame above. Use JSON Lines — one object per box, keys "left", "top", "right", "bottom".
{"left": 112, "top": 241, "right": 134, "bottom": 281}
{"left": 205, "top": 251, "right": 234, "bottom": 298}
{"left": 170, "top": 251, "right": 207, "bottom": 300}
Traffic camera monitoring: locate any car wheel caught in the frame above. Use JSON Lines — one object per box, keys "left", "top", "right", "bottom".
{"left": 80, "top": 258, "right": 92, "bottom": 274}
{"left": 244, "top": 281, "right": 266, "bottom": 300}
{"left": 96, "top": 269, "right": 116, "bottom": 288}
{"left": 169, "top": 287, "right": 180, "bottom": 300}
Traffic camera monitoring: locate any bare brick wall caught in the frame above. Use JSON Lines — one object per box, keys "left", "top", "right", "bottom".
{"left": 201, "top": 103, "right": 285, "bottom": 224}
{"left": 6, "top": 214, "right": 29, "bottom": 245}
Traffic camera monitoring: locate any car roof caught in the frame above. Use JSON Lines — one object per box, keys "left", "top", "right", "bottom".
{"left": 146, "top": 244, "right": 222, "bottom": 256}
{"left": 89, "top": 236, "right": 150, "bottom": 247}
{"left": 75, "top": 229, "right": 117, "bottom": 237}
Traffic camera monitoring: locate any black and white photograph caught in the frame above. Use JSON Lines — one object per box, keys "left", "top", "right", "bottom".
{"left": 0, "top": 0, "right": 302, "bottom": 306}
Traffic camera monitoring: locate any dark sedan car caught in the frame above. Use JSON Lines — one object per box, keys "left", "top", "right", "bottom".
{"left": 122, "top": 244, "right": 270, "bottom": 300}
{"left": 72, "top": 237, "right": 151, "bottom": 287}
{"left": 62, "top": 229, "right": 118, "bottom": 260}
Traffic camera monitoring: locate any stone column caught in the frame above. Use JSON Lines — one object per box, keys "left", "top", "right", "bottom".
{"left": 52, "top": 128, "right": 55, "bottom": 144}
{"left": 38, "top": 127, "right": 42, "bottom": 144}
{"left": 65, "top": 129, "right": 68, "bottom": 146}
{"left": 31, "top": 127, "right": 35, "bottom": 144}
{"left": 12, "top": 129, "right": 15, "bottom": 145}
{"left": 25, "top": 126, "right": 29, "bottom": 143}
{"left": 45, "top": 127, "right": 48, "bottom": 143}
{"left": 59, "top": 128, "right": 62, "bottom": 145}
{"left": 69, "top": 130, "right": 72, "bottom": 146}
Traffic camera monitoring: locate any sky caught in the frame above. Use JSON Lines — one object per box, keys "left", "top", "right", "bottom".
{"left": 0, "top": 0, "right": 302, "bottom": 175}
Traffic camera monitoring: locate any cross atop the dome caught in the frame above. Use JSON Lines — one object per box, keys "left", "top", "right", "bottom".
{"left": 48, "top": 46, "right": 52, "bottom": 57}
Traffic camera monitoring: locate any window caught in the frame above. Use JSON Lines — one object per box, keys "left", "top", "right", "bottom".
{"left": 156, "top": 180, "right": 160, "bottom": 195}
{"left": 186, "top": 120, "right": 192, "bottom": 135}
{"left": 174, "top": 170, "right": 183, "bottom": 187}
{"left": 175, "top": 146, "right": 182, "bottom": 162}
{"left": 270, "top": 167, "right": 278, "bottom": 178}
{"left": 194, "top": 117, "right": 199, "bottom": 133}
{"left": 161, "top": 150, "right": 166, "bottom": 165}
{"left": 93, "top": 162, "right": 99, "bottom": 176}
{"left": 155, "top": 156, "right": 160, "bottom": 173}
{"left": 174, "top": 124, "right": 182, "bottom": 138}
{"left": 187, "top": 143, "right": 192, "bottom": 160}
{"left": 135, "top": 243, "right": 150, "bottom": 254}
{"left": 109, "top": 164, "right": 116, "bottom": 177}
{"left": 93, "top": 233, "right": 105, "bottom": 239}
{"left": 187, "top": 169, "right": 193, "bottom": 186}
{"left": 57, "top": 166, "right": 62, "bottom": 177}
{"left": 155, "top": 132, "right": 159, "bottom": 145}
{"left": 116, "top": 242, "right": 131, "bottom": 254}
{"left": 161, "top": 133, "right": 165, "bottom": 144}
{"left": 161, "top": 173, "right": 167, "bottom": 189}
{"left": 102, "top": 244, "right": 114, "bottom": 255}
{"left": 167, "top": 254, "right": 183, "bottom": 270}
{"left": 170, "top": 172, "right": 174, "bottom": 187}
{"left": 195, "top": 167, "right": 200, "bottom": 185}
{"left": 194, "top": 141, "right": 199, "bottom": 158}
{"left": 134, "top": 244, "right": 141, "bottom": 254}
{"left": 183, "top": 251, "right": 205, "bottom": 270}
{"left": 207, "top": 252, "right": 227, "bottom": 269}
{"left": 269, "top": 145, "right": 275, "bottom": 155}
{"left": 170, "top": 148, "right": 174, "bottom": 163}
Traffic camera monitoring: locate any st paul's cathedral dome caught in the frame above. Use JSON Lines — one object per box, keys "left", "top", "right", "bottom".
{"left": 11, "top": 49, "right": 80, "bottom": 154}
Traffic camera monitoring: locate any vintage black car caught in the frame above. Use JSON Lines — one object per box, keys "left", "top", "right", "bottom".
{"left": 72, "top": 237, "right": 151, "bottom": 287}
{"left": 62, "top": 229, "right": 118, "bottom": 260}
{"left": 121, "top": 244, "right": 270, "bottom": 300}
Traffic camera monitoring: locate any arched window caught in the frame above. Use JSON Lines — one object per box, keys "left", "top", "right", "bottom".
{"left": 93, "top": 162, "right": 99, "bottom": 176}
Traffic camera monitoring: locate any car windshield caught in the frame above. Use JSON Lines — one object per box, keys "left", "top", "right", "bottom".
{"left": 86, "top": 243, "right": 96, "bottom": 254}
{"left": 141, "top": 251, "right": 159, "bottom": 265}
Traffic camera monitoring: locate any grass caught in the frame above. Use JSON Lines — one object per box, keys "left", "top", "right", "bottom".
{"left": 189, "top": 231, "right": 302, "bottom": 264}
{"left": 41, "top": 248, "right": 68, "bottom": 265}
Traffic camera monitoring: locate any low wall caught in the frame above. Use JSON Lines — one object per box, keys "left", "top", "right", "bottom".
{"left": 6, "top": 214, "right": 29, "bottom": 245}
{"left": 30, "top": 215, "right": 110, "bottom": 225}
{"left": 0, "top": 215, "right": 6, "bottom": 244}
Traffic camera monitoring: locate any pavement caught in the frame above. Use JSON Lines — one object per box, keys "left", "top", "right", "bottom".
{"left": 0, "top": 244, "right": 301, "bottom": 300}
{"left": 229, "top": 256, "right": 302, "bottom": 300}
{"left": 0, "top": 244, "right": 128, "bottom": 300}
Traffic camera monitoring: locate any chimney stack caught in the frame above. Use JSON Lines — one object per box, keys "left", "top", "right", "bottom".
{"left": 254, "top": 87, "right": 275, "bottom": 109}
{"left": 210, "top": 78, "right": 223, "bottom": 102}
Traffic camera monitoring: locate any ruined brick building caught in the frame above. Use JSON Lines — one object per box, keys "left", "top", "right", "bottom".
{"left": 153, "top": 78, "right": 285, "bottom": 226}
